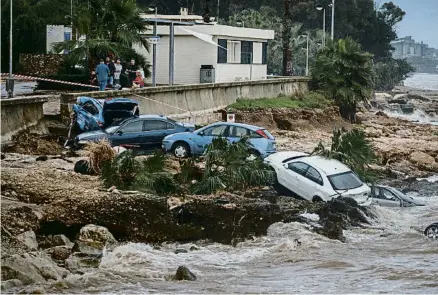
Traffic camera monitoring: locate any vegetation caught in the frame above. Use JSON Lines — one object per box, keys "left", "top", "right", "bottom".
{"left": 374, "top": 58, "right": 415, "bottom": 91}
{"left": 312, "top": 128, "right": 376, "bottom": 181}
{"left": 52, "top": 0, "right": 150, "bottom": 74}
{"left": 91, "top": 138, "right": 273, "bottom": 196}
{"left": 189, "top": 137, "right": 274, "bottom": 194}
{"left": 82, "top": 140, "right": 116, "bottom": 174}
{"left": 228, "top": 92, "right": 332, "bottom": 111}
{"left": 312, "top": 38, "right": 374, "bottom": 123}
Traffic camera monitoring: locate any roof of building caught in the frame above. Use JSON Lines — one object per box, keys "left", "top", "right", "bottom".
{"left": 147, "top": 23, "right": 274, "bottom": 40}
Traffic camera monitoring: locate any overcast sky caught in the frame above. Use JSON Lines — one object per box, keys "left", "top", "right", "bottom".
{"left": 383, "top": 0, "right": 438, "bottom": 48}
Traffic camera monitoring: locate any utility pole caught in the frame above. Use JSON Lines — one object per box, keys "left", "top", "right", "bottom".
{"left": 169, "top": 22, "right": 174, "bottom": 86}
{"left": 153, "top": 7, "right": 157, "bottom": 87}
{"left": 331, "top": 0, "right": 335, "bottom": 40}
{"left": 282, "top": 0, "right": 292, "bottom": 76}
{"left": 216, "top": 0, "right": 220, "bottom": 23}
{"left": 7, "top": 0, "right": 14, "bottom": 98}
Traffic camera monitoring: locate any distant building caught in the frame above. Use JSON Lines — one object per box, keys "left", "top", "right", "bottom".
{"left": 134, "top": 13, "right": 274, "bottom": 85}
{"left": 46, "top": 25, "right": 72, "bottom": 53}
{"left": 391, "top": 36, "right": 428, "bottom": 58}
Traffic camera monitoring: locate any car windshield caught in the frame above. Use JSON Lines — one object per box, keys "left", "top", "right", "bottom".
{"left": 328, "top": 171, "right": 363, "bottom": 191}
{"left": 390, "top": 187, "right": 414, "bottom": 202}
{"left": 105, "top": 126, "right": 120, "bottom": 134}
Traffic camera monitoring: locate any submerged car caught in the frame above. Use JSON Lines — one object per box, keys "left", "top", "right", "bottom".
{"left": 371, "top": 185, "right": 426, "bottom": 207}
{"left": 424, "top": 222, "right": 438, "bottom": 240}
{"left": 265, "top": 151, "right": 371, "bottom": 206}
{"left": 72, "top": 96, "right": 139, "bottom": 132}
{"left": 162, "top": 122, "right": 276, "bottom": 158}
{"left": 75, "top": 115, "right": 195, "bottom": 152}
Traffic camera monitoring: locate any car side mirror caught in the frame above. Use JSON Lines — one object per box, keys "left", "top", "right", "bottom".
{"left": 198, "top": 131, "right": 204, "bottom": 136}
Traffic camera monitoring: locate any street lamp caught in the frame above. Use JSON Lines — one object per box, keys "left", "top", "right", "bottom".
{"left": 148, "top": 5, "right": 158, "bottom": 87}
{"left": 316, "top": 4, "right": 326, "bottom": 48}
{"left": 299, "top": 35, "right": 309, "bottom": 76}
{"left": 6, "top": 0, "right": 14, "bottom": 98}
{"left": 330, "top": 0, "right": 335, "bottom": 40}
{"left": 236, "top": 20, "right": 245, "bottom": 27}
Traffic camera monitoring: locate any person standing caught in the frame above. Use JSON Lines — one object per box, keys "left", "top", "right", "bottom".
{"left": 113, "top": 58, "right": 123, "bottom": 88}
{"left": 106, "top": 57, "right": 116, "bottom": 87}
{"left": 95, "top": 59, "right": 110, "bottom": 91}
{"left": 126, "top": 59, "right": 138, "bottom": 86}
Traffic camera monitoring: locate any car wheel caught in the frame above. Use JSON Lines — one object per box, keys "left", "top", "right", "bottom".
{"left": 247, "top": 149, "right": 261, "bottom": 160}
{"left": 312, "top": 196, "right": 324, "bottom": 203}
{"left": 425, "top": 225, "right": 438, "bottom": 240}
{"left": 172, "top": 142, "right": 190, "bottom": 158}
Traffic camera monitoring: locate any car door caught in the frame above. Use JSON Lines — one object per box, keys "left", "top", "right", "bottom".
{"left": 301, "top": 166, "right": 325, "bottom": 199}
{"left": 374, "top": 188, "right": 401, "bottom": 207}
{"left": 192, "top": 125, "right": 229, "bottom": 154}
{"left": 142, "top": 119, "right": 176, "bottom": 151}
{"left": 110, "top": 119, "right": 144, "bottom": 148}
{"left": 283, "top": 161, "right": 310, "bottom": 199}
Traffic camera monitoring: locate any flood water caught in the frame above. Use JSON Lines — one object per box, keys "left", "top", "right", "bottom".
{"left": 54, "top": 176, "right": 437, "bottom": 294}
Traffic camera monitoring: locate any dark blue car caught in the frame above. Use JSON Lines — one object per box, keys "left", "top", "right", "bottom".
{"left": 72, "top": 97, "right": 139, "bottom": 132}
{"left": 74, "top": 115, "right": 195, "bottom": 152}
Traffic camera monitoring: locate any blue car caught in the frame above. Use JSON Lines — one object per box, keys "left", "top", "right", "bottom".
{"left": 73, "top": 97, "right": 139, "bottom": 132}
{"left": 162, "top": 122, "right": 277, "bottom": 158}
{"left": 75, "top": 115, "right": 195, "bottom": 152}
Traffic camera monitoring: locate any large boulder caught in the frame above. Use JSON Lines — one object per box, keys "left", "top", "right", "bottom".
{"left": 15, "top": 231, "right": 38, "bottom": 251}
{"left": 174, "top": 266, "right": 197, "bottom": 281}
{"left": 37, "top": 234, "right": 74, "bottom": 249}
{"left": 65, "top": 252, "right": 102, "bottom": 273}
{"left": 1, "top": 252, "right": 69, "bottom": 284}
{"left": 72, "top": 224, "right": 116, "bottom": 256}
{"left": 409, "top": 151, "right": 437, "bottom": 171}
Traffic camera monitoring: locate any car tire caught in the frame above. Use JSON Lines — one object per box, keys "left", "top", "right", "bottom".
{"left": 424, "top": 224, "right": 438, "bottom": 240}
{"left": 172, "top": 142, "right": 190, "bottom": 158}
{"left": 248, "top": 149, "right": 261, "bottom": 159}
{"left": 312, "top": 196, "right": 324, "bottom": 203}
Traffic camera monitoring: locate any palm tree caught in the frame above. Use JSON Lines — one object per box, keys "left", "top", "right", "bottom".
{"left": 312, "top": 128, "right": 376, "bottom": 181}
{"left": 54, "top": 0, "right": 150, "bottom": 74}
{"left": 311, "top": 38, "right": 374, "bottom": 122}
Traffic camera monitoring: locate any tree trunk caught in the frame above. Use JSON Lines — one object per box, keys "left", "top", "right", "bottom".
{"left": 339, "top": 103, "right": 357, "bottom": 123}
{"left": 282, "top": 0, "right": 292, "bottom": 76}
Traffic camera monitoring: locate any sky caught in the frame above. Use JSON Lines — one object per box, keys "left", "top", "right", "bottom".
{"left": 381, "top": 0, "right": 438, "bottom": 48}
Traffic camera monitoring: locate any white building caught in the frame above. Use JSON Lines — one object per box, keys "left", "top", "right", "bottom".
{"left": 134, "top": 18, "right": 275, "bottom": 85}
{"left": 46, "top": 25, "right": 72, "bottom": 53}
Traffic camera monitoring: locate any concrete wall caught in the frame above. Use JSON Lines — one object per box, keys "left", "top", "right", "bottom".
{"left": 1, "top": 96, "right": 50, "bottom": 142}
{"left": 60, "top": 77, "right": 309, "bottom": 124}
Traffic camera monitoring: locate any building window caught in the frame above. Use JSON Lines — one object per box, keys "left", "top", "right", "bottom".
{"left": 227, "top": 40, "right": 241, "bottom": 63}
{"left": 217, "top": 39, "right": 227, "bottom": 63}
{"left": 262, "top": 42, "right": 268, "bottom": 64}
{"left": 241, "top": 41, "right": 253, "bottom": 64}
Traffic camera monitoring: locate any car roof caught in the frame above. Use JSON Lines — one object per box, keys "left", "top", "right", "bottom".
{"left": 138, "top": 114, "right": 169, "bottom": 120}
{"left": 207, "top": 121, "right": 266, "bottom": 131}
{"left": 266, "top": 151, "right": 309, "bottom": 163}
{"left": 298, "top": 156, "right": 351, "bottom": 175}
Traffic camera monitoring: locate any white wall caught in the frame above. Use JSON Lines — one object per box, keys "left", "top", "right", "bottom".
{"left": 134, "top": 36, "right": 217, "bottom": 85}
{"left": 215, "top": 64, "right": 267, "bottom": 83}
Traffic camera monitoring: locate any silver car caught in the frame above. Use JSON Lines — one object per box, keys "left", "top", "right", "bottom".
{"left": 371, "top": 185, "right": 426, "bottom": 207}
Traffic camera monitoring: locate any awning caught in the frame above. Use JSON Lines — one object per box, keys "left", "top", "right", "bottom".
{"left": 178, "top": 27, "right": 227, "bottom": 50}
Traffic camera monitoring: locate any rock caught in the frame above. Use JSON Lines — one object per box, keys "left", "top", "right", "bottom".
{"left": 395, "top": 129, "right": 412, "bottom": 138}
{"left": 174, "top": 266, "right": 196, "bottom": 281}
{"left": 1, "top": 279, "right": 23, "bottom": 291}
{"left": 18, "top": 286, "right": 46, "bottom": 294}
{"left": 72, "top": 224, "right": 116, "bottom": 256}
{"left": 35, "top": 155, "right": 48, "bottom": 161}
{"left": 189, "top": 246, "right": 199, "bottom": 251}
{"left": 16, "top": 231, "right": 38, "bottom": 251}
{"left": 174, "top": 249, "right": 188, "bottom": 254}
{"left": 73, "top": 159, "right": 94, "bottom": 175}
{"left": 409, "top": 151, "right": 437, "bottom": 170}
{"left": 1, "top": 252, "right": 69, "bottom": 284}
{"left": 37, "top": 234, "right": 74, "bottom": 249}
{"left": 64, "top": 252, "right": 101, "bottom": 272}
{"left": 375, "top": 111, "right": 389, "bottom": 117}
{"left": 1, "top": 153, "right": 5, "bottom": 160}
{"left": 366, "top": 128, "right": 383, "bottom": 138}
{"left": 47, "top": 246, "right": 71, "bottom": 261}
{"left": 78, "top": 224, "right": 116, "bottom": 245}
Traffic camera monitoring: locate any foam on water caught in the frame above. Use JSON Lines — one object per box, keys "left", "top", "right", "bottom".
{"left": 383, "top": 109, "right": 438, "bottom": 125}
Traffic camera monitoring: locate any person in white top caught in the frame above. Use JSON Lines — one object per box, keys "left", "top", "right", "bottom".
{"left": 113, "top": 58, "right": 123, "bottom": 88}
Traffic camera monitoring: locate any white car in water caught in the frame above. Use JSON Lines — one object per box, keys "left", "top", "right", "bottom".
{"left": 264, "top": 151, "right": 372, "bottom": 206}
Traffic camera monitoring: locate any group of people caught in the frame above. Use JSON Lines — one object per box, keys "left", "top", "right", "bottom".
{"left": 92, "top": 57, "right": 145, "bottom": 91}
